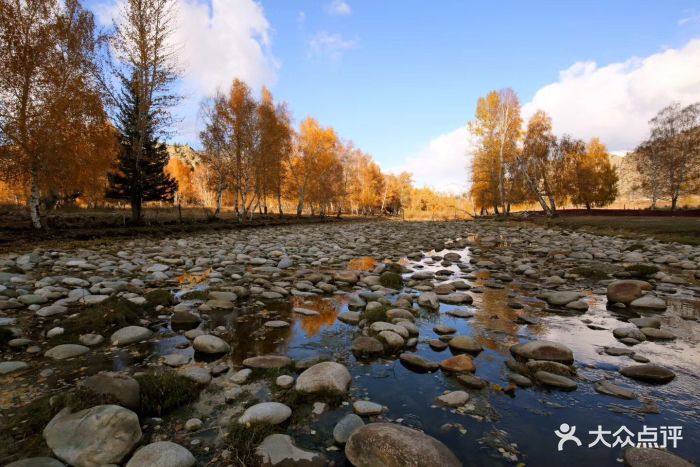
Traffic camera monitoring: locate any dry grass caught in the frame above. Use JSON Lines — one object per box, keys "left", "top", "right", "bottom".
{"left": 527, "top": 216, "right": 700, "bottom": 245}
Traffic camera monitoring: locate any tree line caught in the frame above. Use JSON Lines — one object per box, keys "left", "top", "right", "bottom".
{"left": 469, "top": 89, "right": 700, "bottom": 216}
{"left": 0, "top": 0, "right": 469, "bottom": 228}
{"left": 468, "top": 89, "right": 619, "bottom": 217}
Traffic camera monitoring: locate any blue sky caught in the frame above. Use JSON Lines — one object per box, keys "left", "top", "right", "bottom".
{"left": 93, "top": 0, "right": 700, "bottom": 192}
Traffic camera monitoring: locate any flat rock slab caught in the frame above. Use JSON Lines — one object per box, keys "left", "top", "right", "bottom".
{"left": 510, "top": 340, "right": 574, "bottom": 364}
{"left": 439, "top": 354, "right": 475, "bottom": 373}
{"left": 45, "top": 344, "right": 90, "bottom": 360}
{"left": 110, "top": 326, "right": 153, "bottom": 346}
{"left": 399, "top": 353, "right": 439, "bottom": 372}
{"left": 534, "top": 371, "right": 577, "bottom": 391}
{"left": 242, "top": 355, "right": 293, "bottom": 369}
{"left": 353, "top": 400, "right": 384, "bottom": 416}
{"left": 448, "top": 335, "right": 482, "bottom": 353}
{"left": 620, "top": 364, "right": 676, "bottom": 383}
{"left": 255, "top": 434, "right": 327, "bottom": 467}
{"left": 594, "top": 381, "right": 636, "bottom": 400}
{"left": 0, "top": 361, "right": 29, "bottom": 374}
{"left": 436, "top": 390, "right": 469, "bottom": 407}
{"left": 293, "top": 307, "right": 320, "bottom": 316}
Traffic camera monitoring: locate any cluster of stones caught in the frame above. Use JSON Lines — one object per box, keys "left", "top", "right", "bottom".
{"left": 2, "top": 219, "right": 699, "bottom": 466}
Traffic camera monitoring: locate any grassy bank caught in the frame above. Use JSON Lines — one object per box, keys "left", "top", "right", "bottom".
{"left": 526, "top": 215, "right": 700, "bottom": 245}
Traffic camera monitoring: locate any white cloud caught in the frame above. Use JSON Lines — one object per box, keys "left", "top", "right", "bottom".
{"left": 95, "top": 0, "right": 277, "bottom": 143}
{"left": 396, "top": 39, "right": 700, "bottom": 194}
{"left": 325, "top": 0, "right": 351, "bottom": 16}
{"left": 389, "top": 127, "right": 475, "bottom": 195}
{"left": 307, "top": 32, "right": 357, "bottom": 61}
{"left": 522, "top": 39, "right": 700, "bottom": 152}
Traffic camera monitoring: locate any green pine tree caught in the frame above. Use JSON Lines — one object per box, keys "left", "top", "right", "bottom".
{"left": 106, "top": 75, "right": 177, "bottom": 222}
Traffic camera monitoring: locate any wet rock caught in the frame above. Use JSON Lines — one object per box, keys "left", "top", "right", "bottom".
{"left": 387, "top": 308, "right": 415, "bottom": 321}
{"left": 126, "top": 441, "right": 195, "bottom": 467}
{"left": 629, "top": 317, "right": 661, "bottom": 329}
{"left": 377, "top": 330, "right": 405, "bottom": 351}
{"left": 439, "top": 354, "right": 475, "bottom": 373}
{"left": 607, "top": 280, "right": 648, "bottom": 304}
{"left": 36, "top": 304, "right": 68, "bottom": 317}
{"left": 264, "top": 320, "right": 290, "bottom": 329}
{"left": 510, "top": 340, "right": 574, "bottom": 364}
{"left": 170, "top": 312, "right": 201, "bottom": 328}
{"left": 293, "top": 307, "right": 319, "bottom": 316}
{"left": 338, "top": 311, "right": 361, "bottom": 325}
{"left": 445, "top": 308, "right": 474, "bottom": 319}
{"left": 255, "top": 434, "right": 327, "bottom": 467}
{"left": 613, "top": 327, "right": 647, "bottom": 342}
{"left": 640, "top": 327, "right": 675, "bottom": 340}
{"left": 399, "top": 353, "right": 439, "bottom": 372}
{"left": 455, "top": 373, "right": 488, "bottom": 389}
{"left": 345, "top": 423, "right": 461, "bottom": 467}
{"left": 433, "top": 324, "right": 455, "bottom": 334}
{"left": 533, "top": 371, "right": 577, "bottom": 391}
{"left": 620, "top": 364, "right": 676, "bottom": 383}
{"left": 629, "top": 295, "right": 667, "bottom": 311}
{"left": 547, "top": 291, "right": 580, "bottom": 306}
{"left": 508, "top": 373, "right": 532, "bottom": 387}
{"left": 238, "top": 402, "right": 292, "bottom": 425}
{"left": 353, "top": 400, "right": 384, "bottom": 416}
{"left": 594, "top": 381, "right": 636, "bottom": 400}
{"left": 81, "top": 372, "right": 140, "bottom": 411}
{"left": 45, "top": 344, "right": 90, "bottom": 360}
{"left": 429, "top": 339, "right": 448, "bottom": 351}
{"left": 295, "top": 362, "right": 351, "bottom": 396}
{"left": 448, "top": 335, "right": 482, "bottom": 353}
{"left": 243, "top": 355, "right": 293, "bottom": 369}
{"left": 604, "top": 347, "right": 635, "bottom": 357}
{"left": 436, "top": 390, "right": 469, "bottom": 407}
{"left": 418, "top": 292, "right": 439, "bottom": 310}
{"left": 110, "top": 326, "right": 153, "bottom": 346}
{"left": 193, "top": 335, "right": 230, "bottom": 354}
{"left": 525, "top": 360, "right": 573, "bottom": 376}
{"left": 333, "top": 413, "right": 365, "bottom": 444}
{"left": 0, "top": 361, "right": 28, "bottom": 374}
{"left": 351, "top": 336, "right": 384, "bottom": 357}
{"left": 369, "top": 321, "right": 409, "bottom": 340}
{"left": 622, "top": 447, "right": 694, "bottom": 467}
{"left": 43, "top": 405, "right": 141, "bottom": 467}
{"left": 334, "top": 270, "right": 359, "bottom": 284}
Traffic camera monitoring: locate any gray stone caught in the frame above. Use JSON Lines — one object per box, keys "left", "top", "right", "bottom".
{"left": 510, "top": 340, "right": 574, "bottom": 364}
{"left": 5, "top": 458, "right": 66, "bottom": 467}
{"left": 534, "top": 371, "right": 577, "bottom": 390}
{"left": 110, "top": 326, "right": 153, "bottom": 346}
{"left": 448, "top": 335, "right": 482, "bottom": 353}
{"left": 192, "top": 334, "right": 230, "bottom": 354}
{"left": 351, "top": 336, "right": 384, "bottom": 357}
{"left": 242, "top": 355, "right": 292, "bottom": 369}
{"left": 255, "top": 434, "right": 327, "bottom": 467}
{"left": 399, "top": 353, "right": 439, "bottom": 372}
{"left": 295, "top": 362, "right": 351, "bottom": 396}
{"left": 620, "top": 364, "right": 676, "bottom": 383}
{"left": 622, "top": 447, "right": 694, "bottom": 467}
{"left": 126, "top": 441, "right": 195, "bottom": 467}
{"left": 594, "top": 381, "right": 636, "bottom": 400}
{"left": 345, "top": 423, "right": 460, "bottom": 467}
{"left": 353, "top": 400, "right": 384, "bottom": 416}
{"left": 0, "top": 361, "right": 29, "bottom": 374}
{"left": 43, "top": 405, "right": 141, "bottom": 467}
{"left": 238, "top": 402, "right": 292, "bottom": 425}
{"left": 629, "top": 295, "right": 667, "bottom": 310}
{"left": 45, "top": 344, "right": 90, "bottom": 360}
{"left": 436, "top": 390, "right": 469, "bottom": 407}
{"left": 333, "top": 413, "right": 364, "bottom": 444}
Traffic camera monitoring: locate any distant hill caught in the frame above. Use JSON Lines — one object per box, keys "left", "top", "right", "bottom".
{"left": 167, "top": 144, "right": 201, "bottom": 167}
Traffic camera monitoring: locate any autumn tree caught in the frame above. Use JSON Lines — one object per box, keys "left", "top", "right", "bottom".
{"left": 109, "top": 0, "right": 180, "bottom": 222}
{"left": 468, "top": 89, "right": 522, "bottom": 215}
{"left": 0, "top": 0, "right": 115, "bottom": 227}
{"left": 290, "top": 117, "right": 341, "bottom": 216}
{"left": 642, "top": 103, "right": 700, "bottom": 209}
{"left": 199, "top": 93, "right": 231, "bottom": 217}
{"left": 518, "top": 111, "right": 564, "bottom": 216}
{"left": 632, "top": 139, "right": 666, "bottom": 209}
{"left": 566, "top": 138, "right": 618, "bottom": 209}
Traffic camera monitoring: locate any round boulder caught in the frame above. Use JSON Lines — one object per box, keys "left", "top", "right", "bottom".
{"left": 295, "top": 361, "right": 351, "bottom": 396}
{"left": 126, "top": 441, "right": 195, "bottom": 467}
{"left": 345, "top": 423, "right": 461, "bottom": 467}
{"left": 510, "top": 340, "right": 574, "bottom": 364}
{"left": 193, "top": 335, "right": 230, "bottom": 354}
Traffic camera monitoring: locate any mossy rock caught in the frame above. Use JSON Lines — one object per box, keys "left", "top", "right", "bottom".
{"left": 379, "top": 271, "right": 403, "bottom": 289}
{"left": 135, "top": 370, "right": 201, "bottom": 416}
{"left": 385, "top": 262, "right": 404, "bottom": 274}
{"left": 179, "top": 289, "right": 209, "bottom": 301}
{"left": 625, "top": 264, "right": 659, "bottom": 278}
{"left": 570, "top": 267, "right": 609, "bottom": 280}
{"left": 144, "top": 289, "right": 174, "bottom": 307}
{"left": 50, "top": 297, "right": 143, "bottom": 343}
{"left": 362, "top": 305, "right": 388, "bottom": 324}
